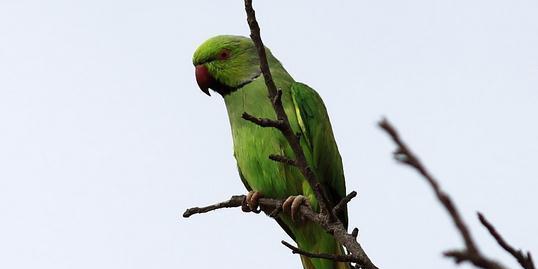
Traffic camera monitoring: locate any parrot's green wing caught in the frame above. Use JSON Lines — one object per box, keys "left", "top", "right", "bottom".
{"left": 291, "top": 82, "right": 348, "bottom": 228}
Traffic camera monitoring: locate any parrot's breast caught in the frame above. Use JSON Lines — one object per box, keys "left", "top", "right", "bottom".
{"left": 223, "top": 81, "right": 303, "bottom": 199}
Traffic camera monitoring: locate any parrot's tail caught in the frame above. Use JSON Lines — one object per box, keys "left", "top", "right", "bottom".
{"left": 299, "top": 244, "right": 350, "bottom": 269}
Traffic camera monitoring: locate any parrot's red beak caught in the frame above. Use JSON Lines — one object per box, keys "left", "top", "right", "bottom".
{"left": 195, "top": 65, "right": 213, "bottom": 96}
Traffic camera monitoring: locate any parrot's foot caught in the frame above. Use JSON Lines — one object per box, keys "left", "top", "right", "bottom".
{"left": 282, "top": 195, "right": 310, "bottom": 223}
{"left": 242, "top": 191, "right": 263, "bottom": 213}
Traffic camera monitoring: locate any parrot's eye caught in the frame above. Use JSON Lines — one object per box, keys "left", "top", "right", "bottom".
{"left": 218, "top": 49, "right": 230, "bottom": 60}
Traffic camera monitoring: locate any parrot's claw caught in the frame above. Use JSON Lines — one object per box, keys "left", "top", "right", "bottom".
{"left": 243, "top": 191, "right": 263, "bottom": 213}
{"left": 282, "top": 195, "right": 310, "bottom": 222}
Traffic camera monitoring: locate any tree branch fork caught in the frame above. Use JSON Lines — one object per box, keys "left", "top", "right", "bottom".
{"left": 183, "top": 192, "right": 363, "bottom": 267}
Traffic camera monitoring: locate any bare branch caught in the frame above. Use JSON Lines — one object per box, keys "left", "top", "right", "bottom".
{"left": 281, "top": 240, "right": 357, "bottom": 263}
{"left": 443, "top": 250, "right": 505, "bottom": 269}
{"left": 242, "top": 112, "right": 284, "bottom": 129}
{"left": 184, "top": 195, "right": 288, "bottom": 219}
{"left": 379, "top": 119, "right": 476, "bottom": 248}
{"left": 478, "top": 212, "right": 535, "bottom": 269}
{"left": 379, "top": 118, "right": 506, "bottom": 269}
{"left": 242, "top": 1, "right": 379, "bottom": 268}
{"left": 333, "top": 191, "right": 357, "bottom": 217}
{"left": 183, "top": 195, "right": 245, "bottom": 218}
{"left": 183, "top": 193, "right": 377, "bottom": 268}
{"left": 269, "top": 154, "right": 298, "bottom": 166}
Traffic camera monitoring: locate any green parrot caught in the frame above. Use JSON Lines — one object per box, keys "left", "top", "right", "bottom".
{"left": 193, "top": 35, "right": 349, "bottom": 269}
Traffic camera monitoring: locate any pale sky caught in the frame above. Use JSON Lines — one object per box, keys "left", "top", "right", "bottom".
{"left": 0, "top": 1, "right": 537, "bottom": 269}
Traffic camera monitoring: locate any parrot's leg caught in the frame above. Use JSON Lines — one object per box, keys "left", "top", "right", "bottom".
{"left": 243, "top": 191, "right": 264, "bottom": 213}
{"left": 282, "top": 195, "right": 310, "bottom": 222}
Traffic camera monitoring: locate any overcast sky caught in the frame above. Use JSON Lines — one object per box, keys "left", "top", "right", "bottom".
{"left": 1, "top": 1, "right": 537, "bottom": 269}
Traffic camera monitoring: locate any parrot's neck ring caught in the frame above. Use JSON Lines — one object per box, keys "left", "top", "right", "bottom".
{"left": 216, "top": 71, "right": 261, "bottom": 96}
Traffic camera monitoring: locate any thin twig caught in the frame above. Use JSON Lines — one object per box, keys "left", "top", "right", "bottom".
{"left": 281, "top": 240, "right": 357, "bottom": 263}
{"left": 478, "top": 212, "right": 535, "bottom": 269}
{"left": 184, "top": 196, "right": 286, "bottom": 219}
{"left": 351, "top": 228, "right": 359, "bottom": 239}
{"left": 242, "top": 112, "right": 284, "bottom": 128}
{"left": 333, "top": 191, "right": 357, "bottom": 218}
{"left": 183, "top": 195, "right": 245, "bottom": 218}
{"left": 269, "top": 154, "right": 298, "bottom": 166}
{"left": 379, "top": 119, "right": 477, "bottom": 252}
{"left": 379, "top": 118, "right": 505, "bottom": 269}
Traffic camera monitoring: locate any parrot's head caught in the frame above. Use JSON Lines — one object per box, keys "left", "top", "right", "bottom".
{"left": 192, "top": 35, "right": 262, "bottom": 96}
